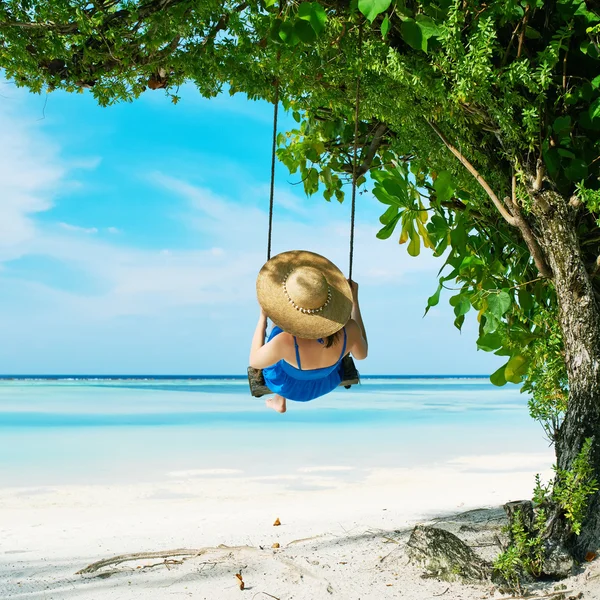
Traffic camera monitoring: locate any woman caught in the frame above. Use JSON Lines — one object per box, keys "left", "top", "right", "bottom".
{"left": 249, "top": 250, "right": 368, "bottom": 413}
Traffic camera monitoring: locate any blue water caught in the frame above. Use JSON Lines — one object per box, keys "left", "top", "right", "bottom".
{"left": 0, "top": 377, "right": 550, "bottom": 487}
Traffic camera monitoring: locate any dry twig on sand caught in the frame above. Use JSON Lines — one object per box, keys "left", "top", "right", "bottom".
{"left": 76, "top": 544, "right": 256, "bottom": 577}
{"left": 76, "top": 549, "right": 206, "bottom": 575}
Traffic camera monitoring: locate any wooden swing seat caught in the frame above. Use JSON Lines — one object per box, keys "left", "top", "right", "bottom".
{"left": 247, "top": 355, "right": 360, "bottom": 398}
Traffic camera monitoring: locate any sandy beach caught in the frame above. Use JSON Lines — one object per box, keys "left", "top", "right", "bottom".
{"left": 7, "top": 453, "right": 597, "bottom": 600}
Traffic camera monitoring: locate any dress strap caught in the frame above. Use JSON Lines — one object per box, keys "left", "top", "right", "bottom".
{"left": 293, "top": 337, "right": 302, "bottom": 370}
{"left": 338, "top": 328, "right": 347, "bottom": 360}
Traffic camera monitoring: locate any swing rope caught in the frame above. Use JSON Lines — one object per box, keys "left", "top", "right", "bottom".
{"left": 348, "top": 21, "right": 363, "bottom": 282}
{"left": 267, "top": 80, "right": 280, "bottom": 262}
{"left": 266, "top": 23, "right": 362, "bottom": 277}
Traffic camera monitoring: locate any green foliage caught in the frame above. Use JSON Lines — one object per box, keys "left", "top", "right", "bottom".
{"left": 553, "top": 438, "right": 599, "bottom": 535}
{"left": 496, "top": 440, "right": 600, "bottom": 592}
{"left": 493, "top": 507, "right": 546, "bottom": 593}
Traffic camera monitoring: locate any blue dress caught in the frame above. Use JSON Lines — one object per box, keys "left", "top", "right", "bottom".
{"left": 262, "top": 326, "right": 347, "bottom": 402}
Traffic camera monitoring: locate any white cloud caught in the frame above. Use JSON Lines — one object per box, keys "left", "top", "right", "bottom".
{"left": 59, "top": 222, "right": 98, "bottom": 234}
{"left": 0, "top": 95, "right": 65, "bottom": 251}
{"left": 106, "top": 227, "right": 121, "bottom": 234}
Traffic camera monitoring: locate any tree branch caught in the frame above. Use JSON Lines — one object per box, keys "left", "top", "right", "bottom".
{"left": 203, "top": 1, "right": 249, "bottom": 45}
{"left": 505, "top": 174, "right": 553, "bottom": 278}
{"left": 428, "top": 120, "right": 552, "bottom": 278}
{"left": 427, "top": 120, "right": 517, "bottom": 225}
{"left": 356, "top": 122, "right": 388, "bottom": 177}
{"left": 517, "top": 5, "right": 530, "bottom": 59}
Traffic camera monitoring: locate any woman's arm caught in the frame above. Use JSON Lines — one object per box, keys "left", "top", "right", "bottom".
{"left": 348, "top": 280, "right": 368, "bottom": 360}
{"left": 249, "top": 309, "right": 286, "bottom": 369}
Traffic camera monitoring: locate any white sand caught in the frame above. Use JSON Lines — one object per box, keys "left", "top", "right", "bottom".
{"left": 2, "top": 452, "right": 599, "bottom": 599}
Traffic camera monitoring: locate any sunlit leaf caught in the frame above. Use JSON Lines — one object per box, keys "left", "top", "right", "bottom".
{"left": 297, "top": 2, "right": 327, "bottom": 35}
{"left": 407, "top": 225, "right": 420, "bottom": 256}
{"left": 376, "top": 212, "right": 401, "bottom": 239}
{"left": 490, "top": 363, "right": 508, "bottom": 387}
{"left": 424, "top": 280, "right": 443, "bottom": 316}
{"left": 505, "top": 355, "right": 529, "bottom": 384}
{"left": 381, "top": 15, "right": 390, "bottom": 38}
{"left": 477, "top": 332, "right": 503, "bottom": 352}
{"left": 358, "top": 0, "right": 392, "bottom": 23}
{"left": 487, "top": 291, "right": 511, "bottom": 319}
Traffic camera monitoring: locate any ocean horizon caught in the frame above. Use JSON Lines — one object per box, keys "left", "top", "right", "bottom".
{"left": 0, "top": 374, "right": 490, "bottom": 380}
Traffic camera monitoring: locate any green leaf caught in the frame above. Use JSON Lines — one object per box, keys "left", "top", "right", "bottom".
{"left": 519, "top": 289, "right": 534, "bottom": 313}
{"left": 505, "top": 355, "right": 529, "bottom": 384}
{"left": 454, "top": 314, "right": 465, "bottom": 330}
{"left": 487, "top": 291, "right": 511, "bottom": 319}
{"left": 381, "top": 15, "right": 390, "bottom": 38}
{"left": 557, "top": 148, "right": 576, "bottom": 159}
{"left": 590, "top": 97, "right": 600, "bottom": 121}
{"left": 450, "top": 294, "right": 471, "bottom": 317}
{"left": 553, "top": 115, "right": 571, "bottom": 134}
{"left": 294, "top": 19, "right": 317, "bottom": 43}
{"left": 424, "top": 280, "right": 443, "bottom": 316}
{"left": 279, "top": 20, "right": 300, "bottom": 45}
{"left": 304, "top": 167, "right": 319, "bottom": 194}
{"left": 376, "top": 212, "right": 401, "bottom": 239}
{"left": 358, "top": 0, "right": 392, "bottom": 23}
{"left": 415, "top": 14, "right": 441, "bottom": 39}
{"left": 433, "top": 170, "right": 454, "bottom": 203}
{"left": 379, "top": 205, "right": 398, "bottom": 225}
{"left": 477, "top": 332, "right": 503, "bottom": 352}
{"left": 416, "top": 218, "right": 434, "bottom": 249}
{"left": 565, "top": 158, "right": 589, "bottom": 182}
{"left": 264, "top": 0, "right": 277, "bottom": 7}
{"left": 592, "top": 74, "right": 600, "bottom": 89}
{"left": 401, "top": 18, "right": 426, "bottom": 51}
{"left": 543, "top": 146, "right": 560, "bottom": 177}
{"left": 524, "top": 26, "right": 542, "bottom": 39}
{"left": 297, "top": 2, "right": 327, "bottom": 35}
{"left": 483, "top": 312, "right": 500, "bottom": 334}
{"left": 407, "top": 225, "right": 421, "bottom": 256}
{"left": 381, "top": 177, "right": 409, "bottom": 203}
{"left": 490, "top": 363, "right": 508, "bottom": 387}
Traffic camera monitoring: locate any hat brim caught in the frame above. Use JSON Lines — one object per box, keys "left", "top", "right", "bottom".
{"left": 256, "top": 250, "right": 352, "bottom": 339}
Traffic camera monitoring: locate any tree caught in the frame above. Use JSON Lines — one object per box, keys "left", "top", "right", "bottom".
{"left": 3, "top": 0, "right": 600, "bottom": 576}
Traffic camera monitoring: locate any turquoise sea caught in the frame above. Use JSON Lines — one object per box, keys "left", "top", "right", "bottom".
{"left": 0, "top": 377, "right": 551, "bottom": 487}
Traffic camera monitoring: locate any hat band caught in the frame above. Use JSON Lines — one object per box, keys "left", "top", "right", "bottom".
{"left": 282, "top": 273, "right": 332, "bottom": 315}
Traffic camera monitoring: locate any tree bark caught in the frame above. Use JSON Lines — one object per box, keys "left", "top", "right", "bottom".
{"left": 531, "top": 185, "right": 600, "bottom": 558}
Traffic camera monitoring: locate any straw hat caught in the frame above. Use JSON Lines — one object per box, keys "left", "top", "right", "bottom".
{"left": 256, "top": 250, "right": 353, "bottom": 339}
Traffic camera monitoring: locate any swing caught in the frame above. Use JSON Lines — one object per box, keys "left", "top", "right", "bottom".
{"left": 247, "top": 38, "right": 363, "bottom": 398}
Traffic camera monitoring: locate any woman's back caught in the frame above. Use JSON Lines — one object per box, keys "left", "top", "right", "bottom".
{"left": 277, "top": 329, "right": 348, "bottom": 372}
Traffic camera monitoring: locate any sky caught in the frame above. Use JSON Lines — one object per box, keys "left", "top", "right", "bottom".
{"left": 0, "top": 77, "right": 502, "bottom": 375}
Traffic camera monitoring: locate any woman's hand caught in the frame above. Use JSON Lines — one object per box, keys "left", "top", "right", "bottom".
{"left": 259, "top": 305, "right": 268, "bottom": 323}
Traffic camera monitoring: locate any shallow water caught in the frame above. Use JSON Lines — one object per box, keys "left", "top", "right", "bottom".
{"left": 0, "top": 377, "right": 550, "bottom": 486}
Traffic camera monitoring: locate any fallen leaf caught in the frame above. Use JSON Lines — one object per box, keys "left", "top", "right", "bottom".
{"left": 273, "top": 518, "right": 281, "bottom": 526}
{"left": 386, "top": 583, "right": 393, "bottom": 586}
{"left": 339, "top": 561, "right": 347, "bottom": 565}
{"left": 586, "top": 551, "right": 597, "bottom": 561}
{"left": 235, "top": 572, "right": 244, "bottom": 590}
{"left": 272, "top": 543, "right": 280, "bottom": 548}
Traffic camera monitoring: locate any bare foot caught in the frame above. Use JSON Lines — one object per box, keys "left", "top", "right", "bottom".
{"left": 266, "top": 394, "right": 287, "bottom": 413}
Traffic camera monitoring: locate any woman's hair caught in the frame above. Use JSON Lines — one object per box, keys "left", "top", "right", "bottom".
{"left": 323, "top": 330, "right": 341, "bottom": 348}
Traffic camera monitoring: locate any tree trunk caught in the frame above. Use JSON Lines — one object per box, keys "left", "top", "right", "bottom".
{"left": 531, "top": 186, "right": 600, "bottom": 558}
